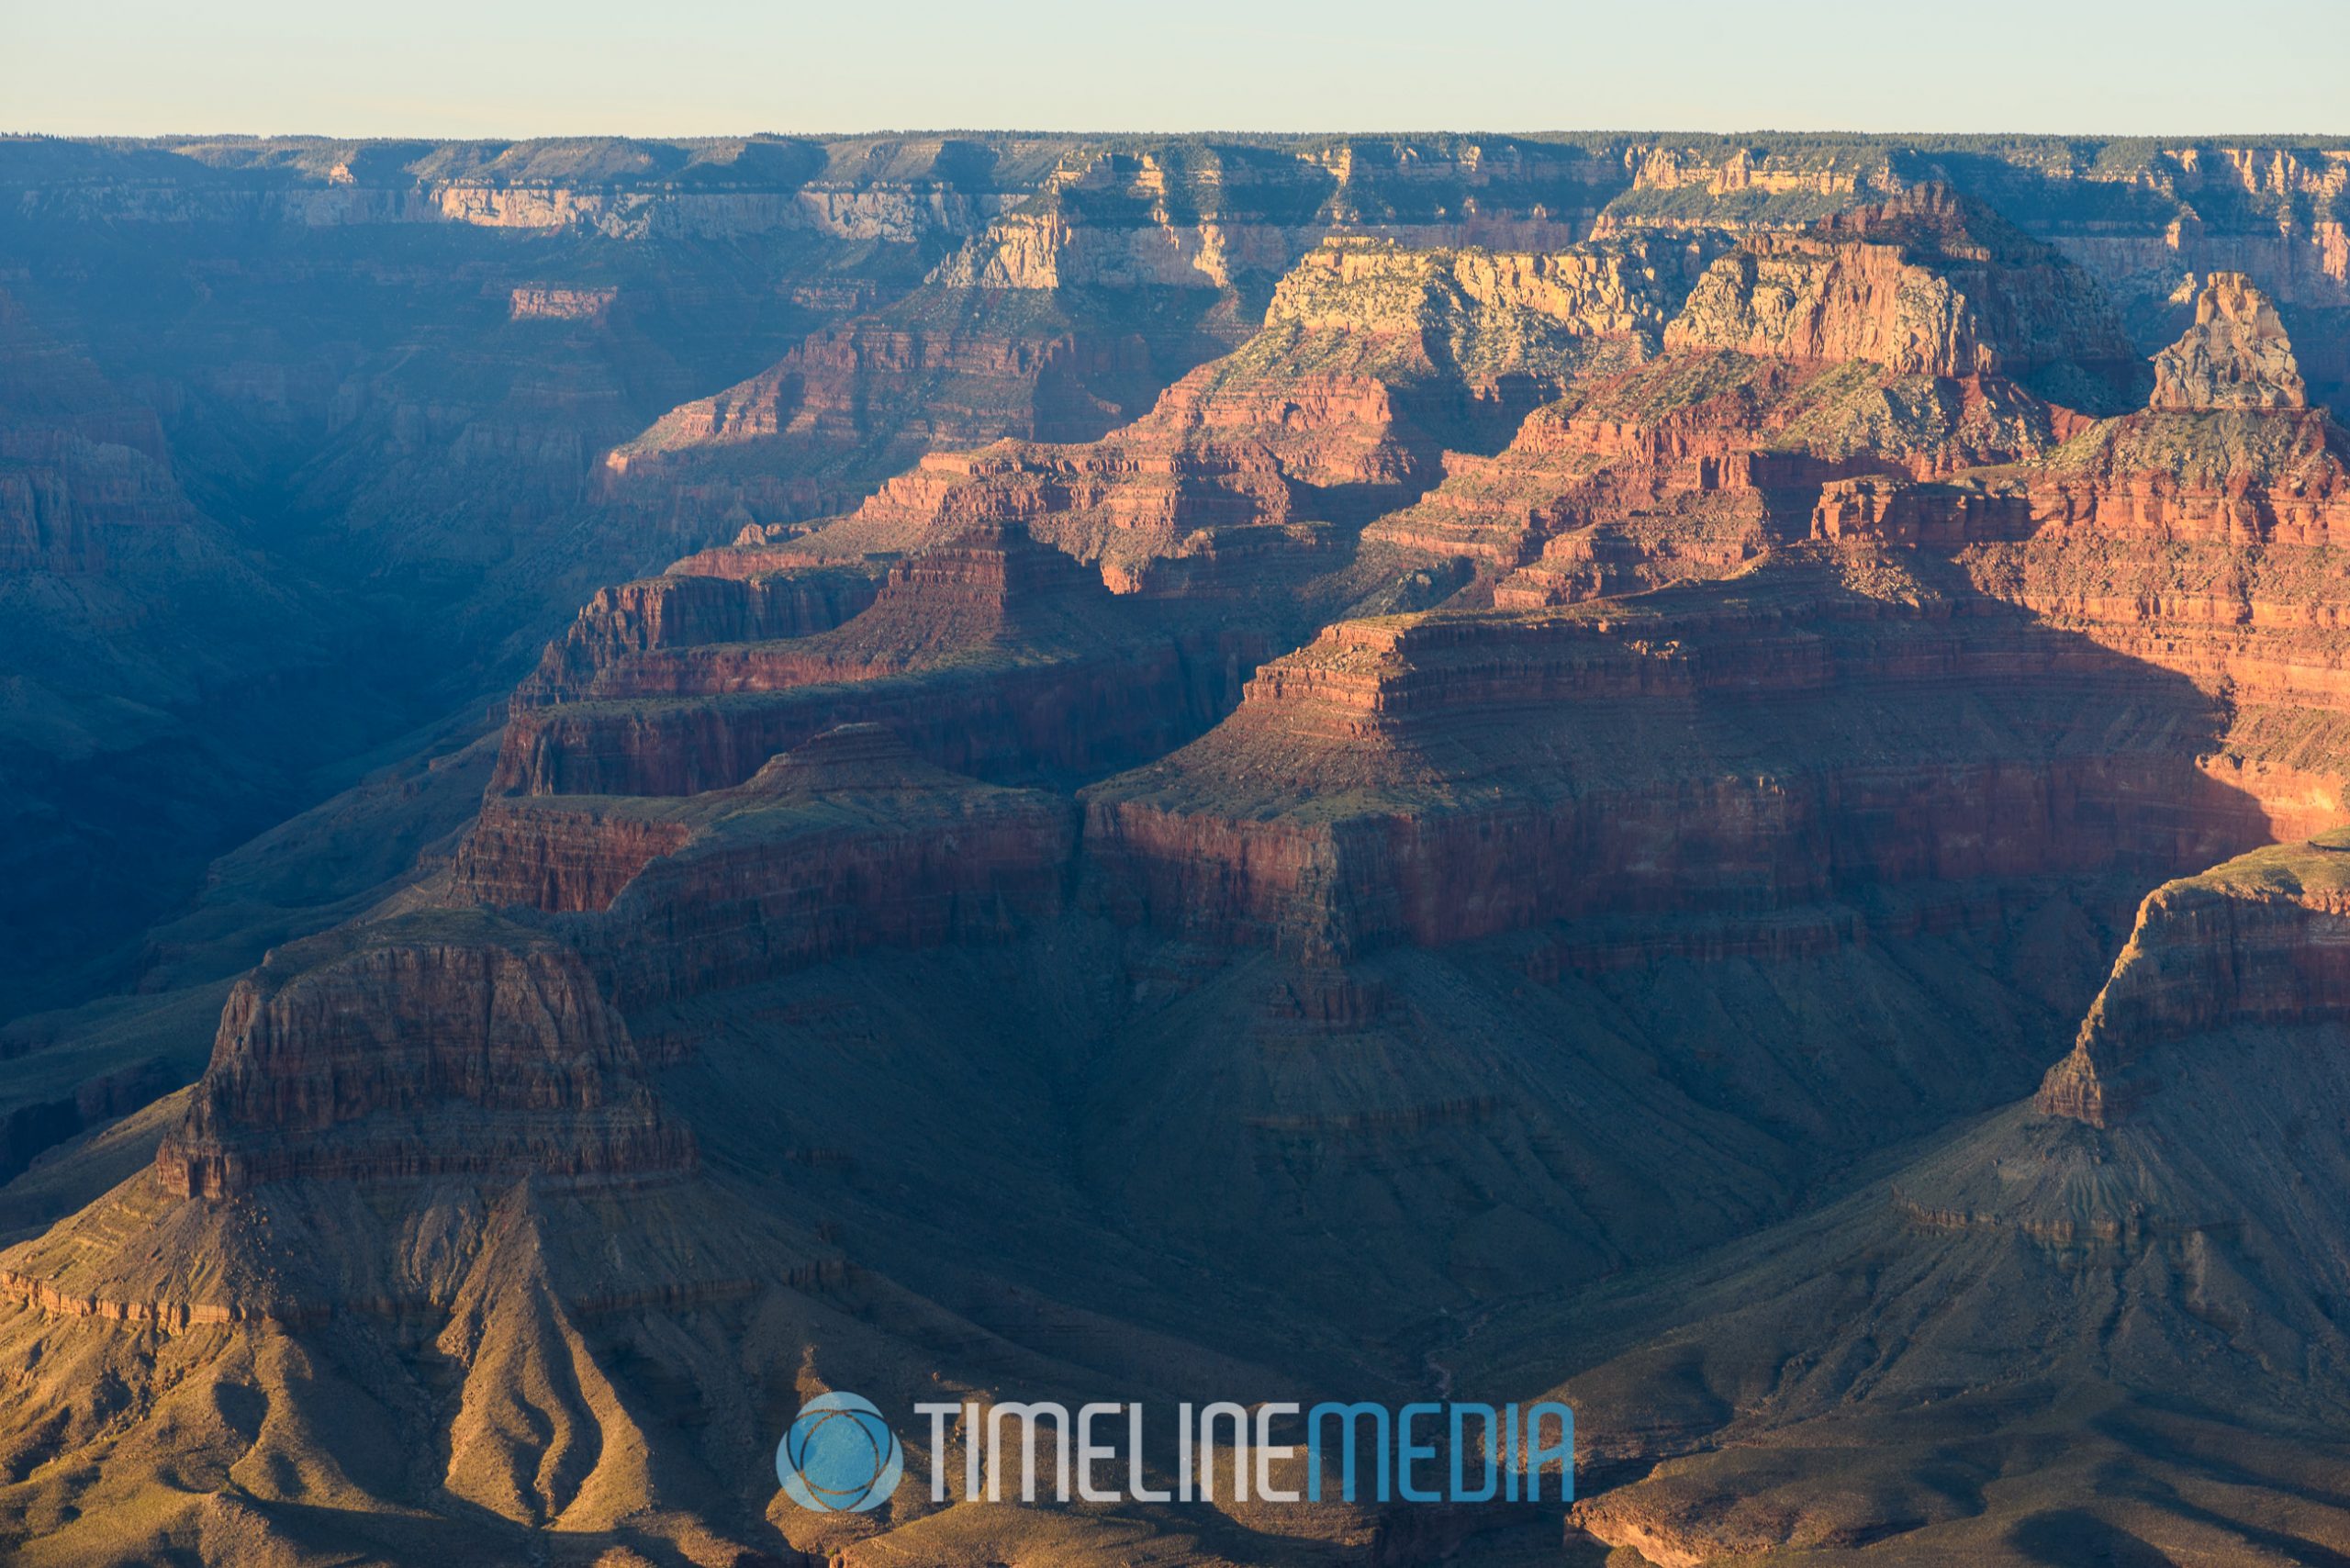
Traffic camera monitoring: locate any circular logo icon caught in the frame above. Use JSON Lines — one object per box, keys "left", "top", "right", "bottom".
{"left": 777, "top": 1392, "right": 902, "bottom": 1513}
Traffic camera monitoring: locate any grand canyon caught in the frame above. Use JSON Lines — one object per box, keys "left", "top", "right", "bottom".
{"left": 5, "top": 129, "right": 2350, "bottom": 1565}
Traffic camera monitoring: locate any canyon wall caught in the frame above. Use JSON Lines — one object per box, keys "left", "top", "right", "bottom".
{"left": 153, "top": 917, "right": 694, "bottom": 1199}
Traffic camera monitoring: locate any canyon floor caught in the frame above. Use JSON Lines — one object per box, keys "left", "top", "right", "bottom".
{"left": 5, "top": 132, "right": 2350, "bottom": 1566}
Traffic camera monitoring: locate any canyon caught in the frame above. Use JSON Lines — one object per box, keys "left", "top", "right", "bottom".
{"left": 3, "top": 131, "right": 2350, "bottom": 1567}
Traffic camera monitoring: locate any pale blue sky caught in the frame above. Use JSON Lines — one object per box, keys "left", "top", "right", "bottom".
{"left": 7, "top": 0, "right": 2346, "bottom": 139}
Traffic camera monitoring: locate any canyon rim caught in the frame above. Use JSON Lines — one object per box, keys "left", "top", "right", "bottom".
{"left": 5, "top": 81, "right": 2350, "bottom": 1568}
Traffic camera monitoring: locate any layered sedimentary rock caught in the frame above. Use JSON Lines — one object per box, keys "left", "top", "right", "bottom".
{"left": 1663, "top": 185, "right": 2143, "bottom": 406}
{"left": 153, "top": 914, "right": 692, "bottom": 1199}
{"left": 1083, "top": 555, "right": 2296, "bottom": 962}
{"left": 0, "top": 290, "right": 190, "bottom": 575}
{"left": 1369, "top": 193, "right": 2117, "bottom": 599}
{"left": 1929, "top": 140, "right": 2350, "bottom": 407}
{"left": 6, "top": 133, "right": 1033, "bottom": 241}
{"left": 2150, "top": 269, "right": 2309, "bottom": 409}
{"left": 931, "top": 138, "right": 1632, "bottom": 292}
{"left": 1372, "top": 351, "right": 2075, "bottom": 599}
{"left": 1779, "top": 277, "right": 2350, "bottom": 848}
{"left": 1069, "top": 267, "right": 2336, "bottom": 970}
{"left": 17, "top": 132, "right": 2350, "bottom": 1568}
{"left": 599, "top": 137, "right": 1662, "bottom": 542}
{"left": 600, "top": 287, "right": 1189, "bottom": 530}
{"left": 511, "top": 235, "right": 1715, "bottom": 805}
{"left": 1546, "top": 830, "right": 2350, "bottom": 1565}
{"left": 489, "top": 518, "right": 1270, "bottom": 796}
{"left": 508, "top": 286, "right": 618, "bottom": 322}
{"left": 460, "top": 724, "right": 1072, "bottom": 1005}
{"left": 762, "top": 235, "right": 1707, "bottom": 595}
{"left": 513, "top": 566, "right": 879, "bottom": 707}
{"left": 2039, "top": 832, "right": 2350, "bottom": 1125}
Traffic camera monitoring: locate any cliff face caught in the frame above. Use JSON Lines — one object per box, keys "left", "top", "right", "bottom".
{"left": 0, "top": 290, "right": 188, "bottom": 575}
{"left": 1359, "top": 196, "right": 2129, "bottom": 603}
{"left": 2151, "top": 270, "right": 2309, "bottom": 409}
{"left": 2040, "top": 832, "right": 2350, "bottom": 1125}
{"left": 1774, "top": 276, "right": 2350, "bottom": 855}
{"left": 20, "top": 131, "right": 2350, "bottom": 1568}
{"left": 13, "top": 135, "right": 2344, "bottom": 1032}
{"left": 1553, "top": 827, "right": 2350, "bottom": 1565}
{"left": 599, "top": 287, "right": 1193, "bottom": 533}
{"left": 594, "top": 136, "right": 1658, "bottom": 544}
{"left": 152, "top": 917, "right": 692, "bottom": 1200}
{"left": 736, "top": 234, "right": 1705, "bottom": 598}
{"left": 1082, "top": 562, "right": 2296, "bottom": 962}
{"left": 5, "top": 133, "right": 1032, "bottom": 241}
{"left": 1663, "top": 185, "right": 2143, "bottom": 404}
{"left": 488, "top": 519, "right": 1270, "bottom": 797}
{"left": 451, "top": 725, "right": 1075, "bottom": 1013}
{"left": 1928, "top": 141, "right": 2350, "bottom": 408}
{"left": 929, "top": 138, "right": 1631, "bottom": 291}
{"left": 512, "top": 567, "right": 879, "bottom": 708}
{"left": 1370, "top": 351, "right": 2075, "bottom": 599}
{"left": 491, "top": 230, "right": 2350, "bottom": 995}
{"left": 608, "top": 736, "right": 1069, "bottom": 1005}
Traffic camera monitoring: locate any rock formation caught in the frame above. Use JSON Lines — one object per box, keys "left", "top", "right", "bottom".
{"left": 512, "top": 566, "right": 880, "bottom": 708}
{"left": 153, "top": 915, "right": 693, "bottom": 1199}
{"left": 2150, "top": 270, "right": 2309, "bottom": 409}
{"left": 487, "top": 519, "right": 1272, "bottom": 797}
{"left": 13, "top": 130, "right": 2350, "bottom": 1568}
{"left": 2038, "top": 833, "right": 2350, "bottom": 1125}
{"left": 1549, "top": 830, "right": 2350, "bottom": 1565}
{"left": 1082, "top": 556, "right": 2288, "bottom": 962}
{"left": 1663, "top": 185, "right": 2144, "bottom": 406}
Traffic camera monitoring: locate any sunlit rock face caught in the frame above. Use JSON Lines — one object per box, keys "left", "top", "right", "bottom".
{"left": 2151, "top": 271, "right": 2310, "bottom": 410}
{"left": 11, "top": 131, "right": 2350, "bottom": 1568}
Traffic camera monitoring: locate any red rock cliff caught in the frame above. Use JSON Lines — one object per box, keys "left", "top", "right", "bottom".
{"left": 154, "top": 917, "right": 693, "bottom": 1199}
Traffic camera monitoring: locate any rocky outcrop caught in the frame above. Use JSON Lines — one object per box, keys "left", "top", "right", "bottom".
{"left": 1355, "top": 201, "right": 2123, "bottom": 597}
{"left": 509, "top": 286, "right": 617, "bottom": 322}
{"left": 1081, "top": 561, "right": 2298, "bottom": 961}
{"left": 1795, "top": 285, "right": 2350, "bottom": 791}
{"left": 595, "top": 139, "right": 1682, "bottom": 542}
{"left": 0, "top": 287, "right": 187, "bottom": 574}
{"left": 1663, "top": 185, "right": 2143, "bottom": 406}
{"left": 449, "top": 801, "right": 695, "bottom": 913}
{"left": 2150, "top": 271, "right": 2308, "bottom": 410}
{"left": 512, "top": 566, "right": 878, "bottom": 708}
{"left": 756, "top": 236, "right": 1707, "bottom": 596}
{"left": 0, "top": 429, "right": 186, "bottom": 574}
{"left": 1369, "top": 340, "right": 2080, "bottom": 596}
{"left": 605, "top": 730, "right": 1071, "bottom": 1004}
{"left": 1993, "top": 406, "right": 2350, "bottom": 543}
{"left": 2039, "top": 832, "right": 2350, "bottom": 1125}
{"left": 451, "top": 719, "right": 1076, "bottom": 940}
{"left": 799, "top": 431, "right": 1302, "bottom": 595}
{"left": 1269, "top": 233, "right": 1715, "bottom": 346}
{"left": 1558, "top": 829, "right": 2350, "bottom": 1564}
{"left": 601, "top": 291, "right": 1177, "bottom": 533}
{"left": 930, "top": 139, "right": 1631, "bottom": 292}
{"left": 489, "top": 625, "right": 1265, "bottom": 799}
{"left": 453, "top": 726, "right": 1074, "bottom": 1005}
{"left": 490, "top": 520, "right": 1270, "bottom": 795}
{"left": 153, "top": 917, "right": 692, "bottom": 1199}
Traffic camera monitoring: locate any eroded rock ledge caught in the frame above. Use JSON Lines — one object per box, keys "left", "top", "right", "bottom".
{"left": 154, "top": 915, "right": 693, "bottom": 1200}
